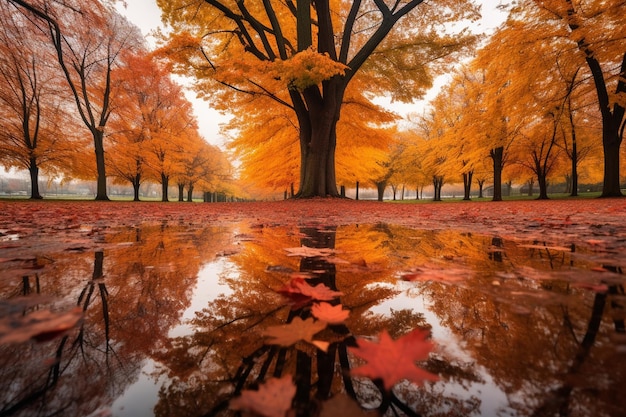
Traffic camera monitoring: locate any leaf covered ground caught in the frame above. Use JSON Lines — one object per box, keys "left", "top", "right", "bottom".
{"left": 1, "top": 198, "right": 625, "bottom": 253}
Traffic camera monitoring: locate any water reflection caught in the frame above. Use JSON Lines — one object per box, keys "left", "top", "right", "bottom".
{"left": 0, "top": 223, "right": 624, "bottom": 416}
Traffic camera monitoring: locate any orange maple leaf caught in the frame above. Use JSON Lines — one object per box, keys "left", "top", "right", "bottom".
{"left": 263, "top": 316, "right": 328, "bottom": 350}
{"left": 349, "top": 329, "right": 438, "bottom": 391}
{"left": 229, "top": 374, "right": 296, "bottom": 417}
{"left": 311, "top": 302, "right": 349, "bottom": 324}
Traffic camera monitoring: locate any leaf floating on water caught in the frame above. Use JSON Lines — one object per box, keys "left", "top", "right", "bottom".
{"left": 284, "top": 246, "right": 336, "bottom": 258}
{"left": 349, "top": 329, "right": 438, "bottom": 391}
{"left": 230, "top": 374, "right": 296, "bottom": 417}
{"left": 0, "top": 306, "right": 83, "bottom": 344}
{"left": 312, "top": 302, "right": 349, "bottom": 324}
{"left": 400, "top": 264, "right": 471, "bottom": 283}
{"left": 263, "top": 316, "right": 327, "bottom": 350}
{"left": 277, "top": 277, "right": 343, "bottom": 308}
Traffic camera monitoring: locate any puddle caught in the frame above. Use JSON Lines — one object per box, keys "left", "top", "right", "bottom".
{"left": 0, "top": 222, "right": 624, "bottom": 417}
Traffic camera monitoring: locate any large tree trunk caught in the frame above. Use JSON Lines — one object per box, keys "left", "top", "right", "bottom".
{"left": 28, "top": 158, "right": 42, "bottom": 199}
{"left": 583, "top": 50, "right": 624, "bottom": 197}
{"left": 601, "top": 136, "right": 622, "bottom": 197}
{"left": 177, "top": 183, "right": 185, "bottom": 202}
{"left": 297, "top": 117, "right": 340, "bottom": 197}
{"left": 376, "top": 181, "right": 386, "bottom": 201}
{"left": 161, "top": 173, "right": 169, "bottom": 202}
{"left": 93, "top": 130, "right": 109, "bottom": 201}
{"left": 132, "top": 174, "right": 140, "bottom": 202}
{"left": 433, "top": 176, "right": 444, "bottom": 201}
{"left": 537, "top": 174, "right": 549, "bottom": 200}
{"left": 570, "top": 140, "right": 578, "bottom": 197}
{"left": 293, "top": 77, "right": 343, "bottom": 198}
{"left": 462, "top": 171, "right": 473, "bottom": 200}
{"left": 490, "top": 147, "right": 504, "bottom": 201}
{"left": 187, "top": 183, "right": 194, "bottom": 202}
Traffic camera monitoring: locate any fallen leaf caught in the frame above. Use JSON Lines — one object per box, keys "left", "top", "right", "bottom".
{"left": 284, "top": 246, "right": 336, "bottom": 258}
{"left": 312, "top": 302, "right": 349, "bottom": 324}
{"left": 229, "top": 374, "right": 296, "bottom": 417}
{"left": 277, "top": 277, "right": 343, "bottom": 308}
{"left": 263, "top": 316, "right": 327, "bottom": 349}
{"left": 349, "top": 329, "right": 438, "bottom": 391}
{"left": 0, "top": 306, "right": 83, "bottom": 344}
{"left": 400, "top": 264, "right": 471, "bottom": 283}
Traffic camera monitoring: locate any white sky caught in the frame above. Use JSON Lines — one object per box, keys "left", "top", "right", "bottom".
{"left": 117, "top": 1, "right": 508, "bottom": 148}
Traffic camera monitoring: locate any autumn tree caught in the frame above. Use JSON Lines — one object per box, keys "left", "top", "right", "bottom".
{"left": 157, "top": 0, "right": 480, "bottom": 198}
{"left": 512, "top": 1, "right": 626, "bottom": 197}
{"left": 174, "top": 137, "right": 228, "bottom": 202}
{"left": 107, "top": 53, "right": 152, "bottom": 201}
{"left": 107, "top": 52, "right": 204, "bottom": 202}
{"left": 393, "top": 128, "right": 431, "bottom": 199}
{"left": 7, "top": 0, "right": 144, "bottom": 200}
{"left": 227, "top": 82, "right": 396, "bottom": 199}
{"left": 143, "top": 92, "right": 199, "bottom": 202}
{"left": 0, "top": 2, "right": 79, "bottom": 198}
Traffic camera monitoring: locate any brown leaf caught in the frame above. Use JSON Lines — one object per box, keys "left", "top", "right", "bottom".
{"left": 0, "top": 306, "right": 83, "bottom": 344}
{"left": 230, "top": 375, "right": 296, "bottom": 417}
{"left": 263, "top": 316, "right": 327, "bottom": 349}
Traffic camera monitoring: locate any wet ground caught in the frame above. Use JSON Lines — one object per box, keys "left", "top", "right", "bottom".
{"left": 0, "top": 199, "right": 625, "bottom": 416}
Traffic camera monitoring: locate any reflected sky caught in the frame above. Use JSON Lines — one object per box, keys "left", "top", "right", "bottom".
{"left": 0, "top": 222, "right": 624, "bottom": 417}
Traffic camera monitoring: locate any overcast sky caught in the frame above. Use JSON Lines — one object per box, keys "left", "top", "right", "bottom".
{"left": 117, "top": 1, "right": 508, "bottom": 148}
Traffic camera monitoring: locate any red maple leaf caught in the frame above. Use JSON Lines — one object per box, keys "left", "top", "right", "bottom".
{"left": 349, "top": 329, "right": 438, "bottom": 391}
{"left": 277, "top": 277, "right": 343, "bottom": 308}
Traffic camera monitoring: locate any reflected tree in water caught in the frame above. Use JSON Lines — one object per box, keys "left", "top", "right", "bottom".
{"left": 0, "top": 224, "right": 230, "bottom": 417}
{"left": 154, "top": 225, "right": 484, "bottom": 416}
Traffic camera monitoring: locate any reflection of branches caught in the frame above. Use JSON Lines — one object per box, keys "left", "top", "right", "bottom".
{"left": 532, "top": 290, "right": 605, "bottom": 416}
{"left": 533, "top": 263, "right": 624, "bottom": 417}
{"left": 1, "top": 251, "right": 115, "bottom": 417}
{"left": 200, "top": 227, "right": 437, "bottom": 417}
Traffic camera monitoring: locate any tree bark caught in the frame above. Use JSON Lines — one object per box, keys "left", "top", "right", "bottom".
{"left": 131, "top": 174, "right": 140, "bottom": 202}
{"left": 570, "top": 138, "right": 578, "bottom": 196}
{"left": 295, "top": 83, "right": 342, "bottom": 198}
{"left": 433, "top": 176, "right": 444, "bottom": 201}
{"left": 537, "top": 173, "right": 549, "bottom": 200}
{"left": 187, "top": 184, "right": 194, "bottom": 202}
{"left": 490, "top": 147, "right": 504, "bottom": 201}
{"left": 462, "top": 171, "right": 473, "bottom": 200}
{"left": 376, "top": 181, "right": 387, "bottom": 202}
{"left": 93, "top": 127, "right": 109, "bottom": 201}
{"left": 28, "top": 159, "right": 42, "bottom": 199}
{"left": 161, "top": 173, "right": 169, "bottom": 202}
